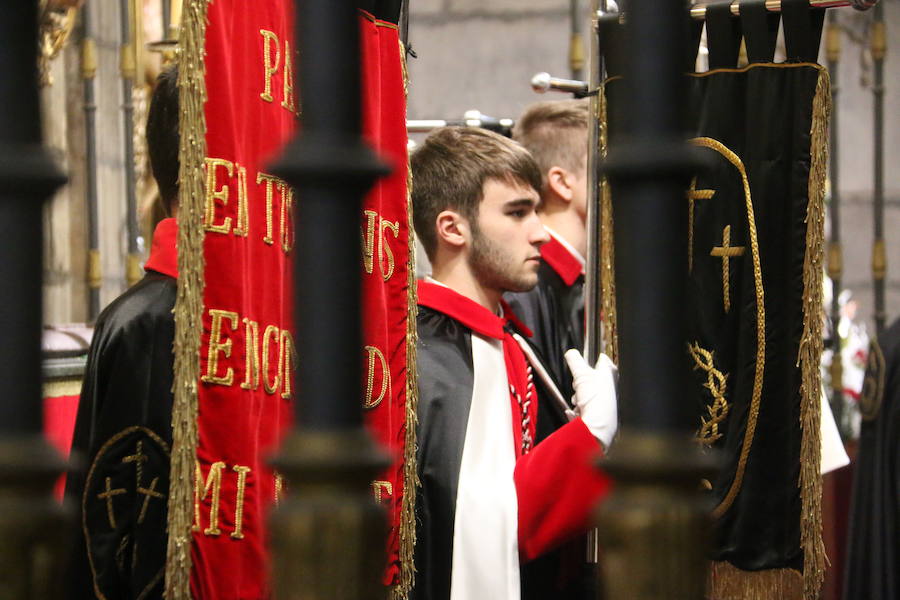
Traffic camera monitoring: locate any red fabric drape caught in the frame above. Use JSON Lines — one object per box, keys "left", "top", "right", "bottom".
{"left": 191, "top": 3, "right": 296, "bottom": 597}
{"left": 358, "top": 12, "right": 413, "bottom": 587}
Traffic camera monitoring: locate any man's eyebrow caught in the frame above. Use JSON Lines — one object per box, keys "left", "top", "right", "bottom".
{"left": 504, "top": 197, "right": 539, "bottom": 210}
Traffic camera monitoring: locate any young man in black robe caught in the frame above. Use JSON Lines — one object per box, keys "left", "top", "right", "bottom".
{"left": 410, "top": 126, "right": 618, "bottom": 600}
{"left": 64, "top": 65, "right": 179, "bottom": 600}
{"left": 505, "top": 99, "right": 589, "bottom": 408}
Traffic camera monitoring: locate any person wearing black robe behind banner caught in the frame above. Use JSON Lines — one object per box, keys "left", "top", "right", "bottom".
{"left": 64, "top": 65, "right": 180, "bottom": 600}
{"left": 505, "top": 99, "right": 590, "bottom": 414}
{"left": 410, "top": 126, "right": 617, "bottom": 600}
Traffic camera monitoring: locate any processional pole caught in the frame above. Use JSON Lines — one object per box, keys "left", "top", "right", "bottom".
{"left": 596, "top": 0, "right": 714, "bottom": 597}
{"left": 82, "top": 6, "right": 101, "bottom": 320}
{"left": 120, "top": 0, "right": 142, "bottom": 287}
{"left": 569, "top": 0, "right": 586, "bottom": 81}
{"left": 871, "top": 2, "right": 886, "bottom": 338}
{"left": 826, "top": 11, "right": 844, "bottom": 426}
{"left": 0, "top": 2, "right": 69, "bottom": 597}
{"left": 268, "top": 0, "right": 390, "bottom": 598}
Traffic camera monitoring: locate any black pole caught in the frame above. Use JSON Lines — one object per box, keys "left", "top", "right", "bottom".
{"left": 826, "top": 12, "right": 844, "bottom": 429}
{"left": 275, "top": 0, "right": 388, "bottom": 430}
{"left": 0, "top": 4, "right": 69, "bottom": 597}
{"left": 0, "top": 4, "right": 65, "bottom": 434}
{"left": 607, "top": 0, "right": 694, "bottom": 432}
{"left": 121, "top": 0, "right": 141, "bottom": 286}
{"left": 82, "top": 7, "right": 101, "bottom": 320}
{"left": 871, "top": 3, "right": 886, "bottom": 338}
{"left": 597, "top": 1, "right": 712, "bottom": 597}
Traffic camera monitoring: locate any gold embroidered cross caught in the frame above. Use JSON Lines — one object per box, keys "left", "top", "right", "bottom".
{"left": 710, "top": 225, "right": 745, "bottom": 313}
{"left": 687, "top": 178, "right": 716, "bottom": 273}
{"left": 136, "top": 477, "right": 165, "bottom": 524}
{"left": 97, "top": 477, "right": 127, "bottom": 529}
{"left": 121, "top": 440, "right": 148, "bottom": 485}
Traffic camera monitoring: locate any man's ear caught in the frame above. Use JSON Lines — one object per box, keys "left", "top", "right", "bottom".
{"left": 435, "top": 210, "right": 469, "bottom": 249}
{"left": 547, "top": 166, "right": 574, "bottom": 203}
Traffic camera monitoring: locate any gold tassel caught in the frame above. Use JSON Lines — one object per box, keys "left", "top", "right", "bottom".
{"left": 165, "top": 1, "right": 209, "bottom": 598}
{"left": 796, "top": 66, "right": 829, "bottom": 600}
{"left": 598, "top": 83, "right": 619, "bottom": 363}
{"left": 391, "top": 38, "right": 419, "bottom": 600}
{"left": 707, "top": 561, "right": 803, "bottom": 599}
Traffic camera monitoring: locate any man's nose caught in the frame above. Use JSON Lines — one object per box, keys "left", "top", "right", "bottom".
{"left": 529, "top": 219, "right": 551, "bottom": 246}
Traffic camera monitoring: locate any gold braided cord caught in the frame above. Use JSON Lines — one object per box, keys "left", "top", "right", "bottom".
{"left": 688, "top": 342, "right": 730, "bottom": 447}
{"left": 165, "top": 0, "right": 209, "bottom": 598}
{"left": 797, "top": 66, "right": 829, "bottom": 600}
{"left": 392, "top": 38, "right": 419, "bottom": 600}
{"left": 688, "top": 137, "right": 765, "bottom": 521}
{"left": 598, "top": 83, "right": 619, "bottom": 363}
{"left": 708, "top": 561, "right": 803, "bottom": 599}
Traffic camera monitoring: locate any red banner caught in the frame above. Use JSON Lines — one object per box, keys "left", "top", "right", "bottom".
{"left": 175, "top": 4, "right": 412, "bottom": 598}
{"left": 190, "top": 3, "right": 296, "bottom": 597}
{"left": 358, "top": 12, "right": 415, "bottom": 593}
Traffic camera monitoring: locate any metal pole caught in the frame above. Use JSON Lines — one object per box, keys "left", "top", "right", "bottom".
{"left": 0, "top": 2, "right": 69, "bottom": 597}
{"left": 121, "top": 0, "right": 142, "bottom": 287}
{"left": 597, "top": 0, "right": 714, "bottom": 597}
{"left": 583, "top": 0, "right": 603, "bottom": 366}
{"left": 269, "top": 1, "right": 390, "bottom": 598}
{"left": 871, "top": 3, "right": 886, "bottom": 338}
{"left": 570, "top": 0, "right": 585, "bottom": 81}
{"left": 82, "top": 7, "right": 101, "bottom": 320}
{"left": 825, "top": 12, "right": 844, "bottom": 428}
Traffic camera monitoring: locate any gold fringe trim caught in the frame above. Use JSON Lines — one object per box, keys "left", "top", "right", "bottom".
{"left": 598, "top": 83, "right": 618, "bottom": 363}
{"left": 391, "top": 38, "right": 419, "bottom": 600}
{"left": 796, "top": 66, "right": 829, "bottom": 600}
{"left": 707, "top": 561, "right": 803, "bottom": 599}
{"left": 165, "top": 1, "right": 209, "bottom": 598}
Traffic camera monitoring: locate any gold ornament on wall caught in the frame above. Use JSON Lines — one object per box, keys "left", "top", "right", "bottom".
{"left": 38, "top": 0, "right": 79, "bottom": 86}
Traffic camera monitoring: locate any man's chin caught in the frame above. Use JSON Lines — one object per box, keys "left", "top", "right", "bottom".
{"left": 506, "top": 275, "right": 539, "bottom": 294}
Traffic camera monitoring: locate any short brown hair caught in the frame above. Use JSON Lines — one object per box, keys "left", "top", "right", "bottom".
{"left": 512, "top": 99, "right": 589, "bottom": 190}
{"left": 411, "top": 127, "right": 541, "bottom": 260}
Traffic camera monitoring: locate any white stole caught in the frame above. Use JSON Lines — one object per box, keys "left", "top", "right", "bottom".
{"left": 450, "top": 333, "right": 520, "bottom": 600}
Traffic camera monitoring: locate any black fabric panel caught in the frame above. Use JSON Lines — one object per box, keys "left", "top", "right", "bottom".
{"left": 781, "top": 0, "right": 825, "bottom": 62}
{"left": 844, "top": 317, "right": 900, "bottom": 600}
{"left": 410, "top": 307, "right": 475, "bottom": 600}
{"left": 357, "top": 0, "right": 402, "bottom": 24}
{"left": 682, "top": 64, "right": 823, "bottom": 572}
{"left": 706, "top": 2, "right": 742, "bottom": 70}
{"left": 739, "top": 0, "right": 780, "bottom": 64}
{"left": 597, "top": 17, "right": 626, "bottom": 79}
{"left": 64, "top": 273, "right": 177, "bottom": 600}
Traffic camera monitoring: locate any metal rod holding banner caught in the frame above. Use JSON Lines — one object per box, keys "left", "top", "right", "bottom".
{"left": 690, "top": 0, "right": 874, "bottom": 20}
{"left": 269, "top": 0, "right": 390, "bottom": 597}
{"left": 82, "top": 7, "right": 101, "bottom": 320}
{"left": 121, "top": 0, "right": 142, "bottom": 287}
{"left": 0, "top": 2, "right": 68, "bottom": 596}
{"left": 871, "top": 2, "right": 886, "bottom": 338}
{"left": 583, "top": 0, "right": 604, "bottom": 367}
{"left": 595, "top": 0, "right": 715, "bottom": 596}
{"left": 407, "top": 111, "right": 514, "bottom": 134}
{"left": 826, "top": 11, "right": 844, "bottom": 426}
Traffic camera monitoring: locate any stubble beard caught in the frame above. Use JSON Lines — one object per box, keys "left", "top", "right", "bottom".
{"left": 468, "top": 228, "right": 538, "bottom": 294}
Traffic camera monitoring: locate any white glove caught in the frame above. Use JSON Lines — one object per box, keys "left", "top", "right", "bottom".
{"left": 564, "top": 349, "right": 618, "bottom": 450}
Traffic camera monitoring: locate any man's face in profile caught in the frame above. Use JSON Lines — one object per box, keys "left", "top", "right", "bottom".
{"left": 468, "top": 178, "right": 549, "bottom": 295}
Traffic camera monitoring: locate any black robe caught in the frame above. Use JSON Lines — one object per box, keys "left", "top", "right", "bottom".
{"left": 413, "top": 280, "right": 607, "bottom": 600}
{"left": 505, "top": 236, "right": 595, "bottom": 600}
{"left": 844, "top": 317, "right": 900, "bottom": 599}
{"left": 65, "top": 220, "right": 178, "bottom": 600}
